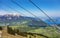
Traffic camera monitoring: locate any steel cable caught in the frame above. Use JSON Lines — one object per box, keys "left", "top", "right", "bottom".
{"left": 29, "top": 0, "right": 60, "bottom": 30}
{"left": 10, "top": 0, "right": 49, "bottom": 26}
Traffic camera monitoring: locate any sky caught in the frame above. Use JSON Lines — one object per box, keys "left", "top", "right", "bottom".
{"left": 0, "top": 0, "right": 60, "bottom": 17}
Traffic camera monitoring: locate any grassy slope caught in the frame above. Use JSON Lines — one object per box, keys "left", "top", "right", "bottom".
{"left": 0, "top": 25, "right": 60, "bottom": 38}
{"left": 28, "top": 27, "right": 60, "bottom": 38}
{"left": 8, "top": 25, "right": 60, "bottom": 38}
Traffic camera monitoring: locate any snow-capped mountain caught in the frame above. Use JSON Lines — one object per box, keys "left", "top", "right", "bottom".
{"left": 0, "top": 14, "right": 49, "bottom": 27}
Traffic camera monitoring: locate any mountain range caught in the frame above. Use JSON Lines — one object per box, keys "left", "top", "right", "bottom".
{"left": 0, "top": 14, "right": 60, "bottom": 26}
{"left": 0, "top": 14, "right": 49, "bottom": 27}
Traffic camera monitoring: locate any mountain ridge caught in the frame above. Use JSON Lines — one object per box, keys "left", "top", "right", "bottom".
{"left": 0, "top": 14, "right": 48, "bottom": 27}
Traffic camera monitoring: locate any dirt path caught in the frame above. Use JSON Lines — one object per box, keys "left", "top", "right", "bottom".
{"left": 1, "top": 27, "right": 26, "bottom": 38}
{"left": 0, "top": 31, "right": 2, "bottom": 38}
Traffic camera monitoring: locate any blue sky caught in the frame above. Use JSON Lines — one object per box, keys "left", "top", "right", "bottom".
{"left": 0, "top": 0, "right": 60, "bottom": 17}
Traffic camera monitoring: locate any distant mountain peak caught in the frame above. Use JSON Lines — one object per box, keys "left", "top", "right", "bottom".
{"left": 0, "top": 13, "right": 21, "bottom": 16}
{"left": 4, "top": 13, "right": 20, "bottom": 16}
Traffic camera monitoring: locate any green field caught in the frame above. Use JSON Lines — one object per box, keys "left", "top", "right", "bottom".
{"left": 7, "top": 25, "right": 60, "bottom": 38}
